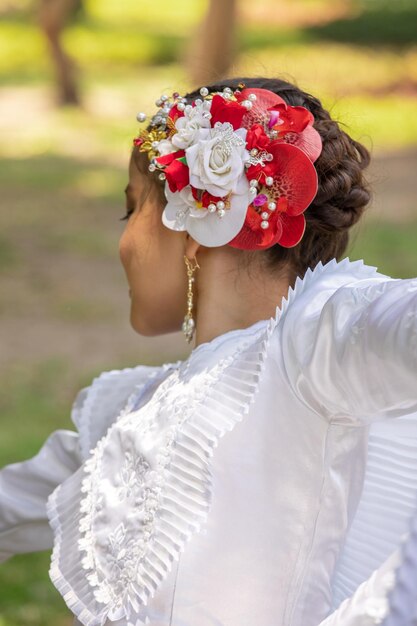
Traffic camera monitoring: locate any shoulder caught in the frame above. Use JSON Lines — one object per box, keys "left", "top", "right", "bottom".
{"left": 279, "top": 257, "right": 390, "bottom": 333}
{"left": 71, "top": 361, "right": 180, "bottom": 460}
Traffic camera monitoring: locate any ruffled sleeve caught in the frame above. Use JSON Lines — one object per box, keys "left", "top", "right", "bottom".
{"left": 0, "top": 429, "right": 81, "bottom": 563}
{"left": 281, "top": 265, "right": 417, "bottom": 425}
{"left": 0, "top": 364, "right": 172, "bottom": 564}
{"left": 318, "top": 544, "right": 402, "bottom": 625}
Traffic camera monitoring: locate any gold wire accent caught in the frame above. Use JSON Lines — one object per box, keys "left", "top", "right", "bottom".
{"left": 182, "top": 255, "right": 200, "bottom": 343}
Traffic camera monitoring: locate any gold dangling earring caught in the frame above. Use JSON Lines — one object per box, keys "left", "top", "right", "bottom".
{"left": 182, "top": 255, "right": 200, "bottom": 344}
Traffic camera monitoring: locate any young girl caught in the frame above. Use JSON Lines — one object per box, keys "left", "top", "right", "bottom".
{"left": 0, "top": 76, "right": 416, "bottom": 626}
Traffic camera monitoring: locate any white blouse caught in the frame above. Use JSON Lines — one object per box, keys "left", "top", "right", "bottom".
{"left": 1, "top": 257, "right": 417, "bottom": 626}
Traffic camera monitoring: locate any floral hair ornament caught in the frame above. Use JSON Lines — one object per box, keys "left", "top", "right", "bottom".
{"left": 133, "top": 84, "right": 323, "bottom": 250}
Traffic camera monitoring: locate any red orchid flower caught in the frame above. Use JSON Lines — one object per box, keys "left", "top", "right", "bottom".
{"left": 267, "top": 102, "right": 322, "bottom": 163}
{"left": 235, "top": 87, "right": 322, "bottom": 163}
{"left": 267, "top": 103, "right": 313, "bottom": 134}
{"left": 229, "top": 144, "right": 318, "bottom": 250}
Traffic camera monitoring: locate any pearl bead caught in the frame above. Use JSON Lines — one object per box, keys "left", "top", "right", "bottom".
{"left": 194, "top": 98, "right": 203, "bottom": 106}
{"left": 249, "top": 179, "right": 259, "bottom": 187}
{"left": 250, "top": 148, "right": 258, "bottom": 156}
{"left": 265, "top": 153, "right": 273, "bottom": 161}
{"left": 242, "top": 100, "right": 252, "bottom": 110}
{"left": 160, "top": 94, "right": 168, "bottom": 102}
{"left": 249, "top": 186, "right": 257, "bottom": 195}
{"left": 158, "top": 172, "right": 166, "bottom": 181}
{"left": 248, "top": 93, "right": 257, "bottom": 101}
{"left": 155, "top": 98, "right": 162, "bottom": 107}
{"left": 136, "top": 112, "right": 147, "bottom": 122}
{"left": 223, "top": 87, "right": 233, "bottom": 94}
{"left": 184, "top": 104, "right": 193, "bottom": 113}
{"left": 177, "top": 102, "right": 185, "bottom": 111}
{"left": 208, "top": 203, "right": 216, "bottom": 213}
{"left": 265, "top": 176, "right": 274, "bottom": 186}
{"left": 200, "top": 87, "right": 209, "bottom": 96}
{"left": 268, "top": 201, "right": 277, "bottom": 211}
{"left": 261, "top": 220, "right": 269, "bottom": 229}
{"left": 217, "top": 209, "right": 226, "bottom": 218}
{"left": 216, "top": 200, "right": 225, "bottom": 210}
{"left": 148, "top": 163, "right": 156, "bottom": 172}
{"left": 261, "top": 211, "right": 269, "bottom": 219}
{"left": 151, "top": 141, "right": 159, "bottom": 148}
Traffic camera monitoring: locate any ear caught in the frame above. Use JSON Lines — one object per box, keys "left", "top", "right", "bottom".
{"left": 184, "top": 234, "right": 201, "bottom": 259}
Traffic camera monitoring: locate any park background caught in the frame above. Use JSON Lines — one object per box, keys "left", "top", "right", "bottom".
{"left": 0, "top": 0, "right": 416, "bottom": 623}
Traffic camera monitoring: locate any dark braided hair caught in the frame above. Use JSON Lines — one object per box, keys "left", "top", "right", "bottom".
{"left": 131, "top": 76, "right": 372, "bottom": 280}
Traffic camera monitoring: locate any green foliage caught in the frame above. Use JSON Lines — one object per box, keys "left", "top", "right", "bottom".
{"left": 348, "top": 220, "right": 417, "bottom": 279}
{"left": 309, "top": 1, "right": 417, "bottom": 45}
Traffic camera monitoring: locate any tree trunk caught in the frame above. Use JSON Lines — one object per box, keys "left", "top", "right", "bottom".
{"left": 36, "top": 0, "right": 81, "bottom": 106}
{"left": 185, "top": 0, "right": 238, "bottom": 87}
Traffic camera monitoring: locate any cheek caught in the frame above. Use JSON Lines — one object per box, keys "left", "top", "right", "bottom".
{"left": 118, "top": 228, "right": 131, "bottom": 270}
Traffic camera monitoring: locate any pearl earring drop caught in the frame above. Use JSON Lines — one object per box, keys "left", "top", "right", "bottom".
{"left": 182, "top": 256, "right": 200, "bottom": 343}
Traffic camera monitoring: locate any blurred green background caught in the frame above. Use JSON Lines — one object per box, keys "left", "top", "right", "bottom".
{"left": 0, "top": 0, "right": 416, "bottom": 623}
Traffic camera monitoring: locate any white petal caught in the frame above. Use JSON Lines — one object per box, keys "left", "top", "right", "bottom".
{"left": 186, "top": 181, "right": 250, "bottom": 247}
{"left": 189, "top": 205, "right": 208, "bottom": 219}
{"left": 161, "top": 184, "right": 195, "bottom": 232}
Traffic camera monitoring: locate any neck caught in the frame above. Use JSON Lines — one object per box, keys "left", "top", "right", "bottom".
{"left": 192, "top": 247, "right": 292, "bottom": 348}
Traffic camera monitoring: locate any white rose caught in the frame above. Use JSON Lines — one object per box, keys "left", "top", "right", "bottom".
{"left": 185, "top": 124, "right": 249, "bottom": 198}
{"left": 171, "top": 99, "right": 212, "bottom": 150}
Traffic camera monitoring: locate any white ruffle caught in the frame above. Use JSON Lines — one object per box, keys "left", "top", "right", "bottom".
{"left": 383, "top": 497, "right": 417, "bottom": 625}
{"left": 46, "top": 317, "right": 278, "bottom": 626}
{"left": 71, "top": 364, "right": 179, "bottom": 461}
{"left": 330, "top": 412, "right": 417, "bottom": 611}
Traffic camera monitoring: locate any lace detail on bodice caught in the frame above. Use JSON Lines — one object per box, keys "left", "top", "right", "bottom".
{"left": 76, "top": 356, "right": 247, "bottom": 621}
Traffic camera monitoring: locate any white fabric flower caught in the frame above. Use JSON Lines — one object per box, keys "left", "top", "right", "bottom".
{"left": 162, "top": 179, "right": 250, "bottom": 247}
{"left": 185, "top": 124, "right": 249, "bottom": 198}
{"left": 156, "top": 139, "right": 175, "bottom": 156}
{"left": 171, "top": 100, "right": 212, "bottom": 150}
{"left": 161, "top": 185, "right": 203, "bottom": 232}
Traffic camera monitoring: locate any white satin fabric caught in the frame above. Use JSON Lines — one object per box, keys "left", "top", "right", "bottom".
{"left": 1, "top": 258, "right": 417, "bottom": 626}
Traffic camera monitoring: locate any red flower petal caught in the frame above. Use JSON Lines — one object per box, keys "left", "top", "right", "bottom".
{"left": 200, "top": 190, "right": 225, "bottom": 207}
{"left": 277, "top": 125, "right": 323, "bottom": 163}
{"left": 165, "top": 158, "right": 189, "bottom": 192}
{"left": 276, "top": 214, "right": 306, "bottom": 247}
{"left": 235, "top": 88, "right": 287, "bottom": 129}
{"left": 155, "top": 149, "right": 185, "bottom": 167}
{"left": 267, "top": 143, "right": 318, "bottom": 215}
{"left": 228, "top": 204, "right": 283, "bottom": 250}
{"left": 245, "top": 124, "right": 271, "bottom": 151}
{"left": 209, "top": 94, "right": 246, "bottom": 130}
{"left": 168, "top": 103, "right": 185, "bottom": 122}
{"left": 268, "top": 103, "right": 314, "bottom": 134}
